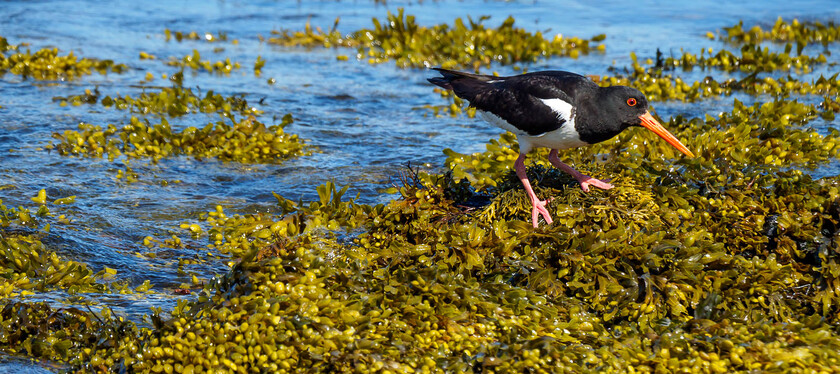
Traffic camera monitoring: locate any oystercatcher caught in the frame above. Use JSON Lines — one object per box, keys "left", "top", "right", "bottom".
{"left": 428, "top": 68, "right": 694, "bottom": 227}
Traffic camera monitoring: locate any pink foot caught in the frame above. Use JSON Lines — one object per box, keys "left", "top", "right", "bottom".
{"left": 578, "top": 176, "right": 613, "bottom": 192}
{"left": 548, "top": 149, "right": 614, "bottom": 193}
{"left": 514, "top": 153, "right": 554, "bottom": 228}
{"left": 530, "top": 198, "right": 553, "bottom": 228}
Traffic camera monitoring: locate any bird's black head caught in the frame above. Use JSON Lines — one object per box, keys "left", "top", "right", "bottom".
{"left": 601, "top": 85, "right": 649, "bottom": 128}
{"left": 594, "top": 85, "right": 694, "bottom": 157}
{"left": 575, "top": 85, "right": 650, "bottom": 144}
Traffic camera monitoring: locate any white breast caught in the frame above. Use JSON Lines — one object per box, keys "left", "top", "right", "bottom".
{"left": 524, "top": 123, "right": 586, "bottom": 151}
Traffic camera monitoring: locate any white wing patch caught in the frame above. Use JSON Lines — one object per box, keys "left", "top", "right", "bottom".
{"left": 538, "top": 98, "right": 575, "bottom": 126}
{"left": 528, "top": 98, "right": 586, "bottom": 150}
{"left": 475, "top": 100, "right": 587, "bottom": 154}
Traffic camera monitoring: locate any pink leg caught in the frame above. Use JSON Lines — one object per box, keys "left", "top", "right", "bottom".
{"left": 514, "top": 153, "right": 553, "bottom": 228}
{"left": 548, "top": 150, "right": 613, "bottom": 192}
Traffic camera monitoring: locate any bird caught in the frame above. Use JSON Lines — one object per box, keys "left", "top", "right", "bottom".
{"left": 428, "top": 68, "right": 694, "bottom": 228}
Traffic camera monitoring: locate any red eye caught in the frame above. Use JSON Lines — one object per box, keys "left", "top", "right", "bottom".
{"left": 627, "top": 98, "right": 637, "bottom": 106}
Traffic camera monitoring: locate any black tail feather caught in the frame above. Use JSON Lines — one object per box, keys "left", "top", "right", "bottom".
{"left": 427, "top": 77, "right": 453, "bottom": 90}
{"left": 431, "top": 68, "right": 495, "bottom": 81}
{"left": 427, "top": 68, "right": 499, "bottom": 98}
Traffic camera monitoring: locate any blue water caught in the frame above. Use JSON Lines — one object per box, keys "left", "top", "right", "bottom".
{"left": 0, "top": 0, "right": 838, "bottom": 357}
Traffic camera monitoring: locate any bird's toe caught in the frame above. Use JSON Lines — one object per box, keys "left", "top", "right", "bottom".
{"left": 579, "top": 176, "right": 613, "bottom": 191}
{"left": 531, "top": 199, "right": 553, "bottom": 227}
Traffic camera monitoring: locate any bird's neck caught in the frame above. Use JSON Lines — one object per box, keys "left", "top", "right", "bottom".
{"left": 574, "top": 91, "right": 625, "bottom": 144}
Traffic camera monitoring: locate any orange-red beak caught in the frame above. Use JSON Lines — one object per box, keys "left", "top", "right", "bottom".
{"left": 638, "top": 111, "right": 694, "bottom": 158}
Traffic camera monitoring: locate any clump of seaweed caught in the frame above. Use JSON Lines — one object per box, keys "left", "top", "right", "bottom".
{"left": 53, "top": 86, "right": 262, "bottom": 118}
{"left": 166, "top": 50, "right": 241, "bottom": 75}
{"left": 599, "top": 18, "right": 840, "bottom": 102}
{"left": 49, "top": 114, "right": 307, "bottom": 164}
{"left": 0, "top": 36, "right": 127, "bottom": 80}
{"left": 720, "top": 17, "right": 840, "bottom": 47}
{"left": 164, "top": 29, "right": 231, "bottom": 43}
{"left": 0, "top": 301, "right": 144, "bottom": 370}
{"left": 659, "top": 44, "right": 827, "bottom": 73}
{"left": 267, "top": 8, "right": 604, "bottom": 70}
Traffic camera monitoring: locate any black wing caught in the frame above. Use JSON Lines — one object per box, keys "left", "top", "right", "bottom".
{"left": 429, "top": 69, "right": 596, "bottom": 136}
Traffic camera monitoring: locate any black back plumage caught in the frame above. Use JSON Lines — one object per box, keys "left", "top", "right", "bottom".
{"left": 428, "top": 68, "right": 596, "bottom": 137}
{"left": 428, "top": 68, "right": 646, "bottom": 144}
